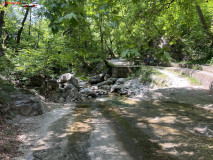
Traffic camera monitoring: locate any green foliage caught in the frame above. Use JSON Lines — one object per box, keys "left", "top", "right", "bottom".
{"left": 187, "top": 76, "right": 201, "bottom": 85}
{"left": 129, "top": 66, "right": 153, "bottom": 84}
{"left": 121, "top": 49, "right": 141, "bottom": 59}
{"left": 0, "top": 0, "right": 212, "bottom": 84}
{"left": 0, "top": 78, "right": 16, "bottom": 104}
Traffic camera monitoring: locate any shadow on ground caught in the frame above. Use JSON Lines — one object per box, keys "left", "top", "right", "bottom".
{"left": 100, "top": 87, "right": 213, "bottom": 160}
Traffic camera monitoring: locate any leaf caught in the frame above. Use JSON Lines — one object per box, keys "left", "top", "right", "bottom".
{"left": 65, "top": 13, "right": 77, "bottom": 20}
{"left": 121, "top": 49, "right": 141, "bottom": 58}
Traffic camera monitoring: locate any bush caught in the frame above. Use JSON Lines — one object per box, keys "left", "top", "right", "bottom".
{"left": 129, "top": 66, "right": 153, "bottom": 84}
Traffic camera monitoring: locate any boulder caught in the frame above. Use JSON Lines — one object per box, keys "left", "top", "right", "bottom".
{"left": 11, "top": 94, "right": 43, "bottom": 116}
{"left": 68, "top": 77, "right": 79, "bottom": 89}
{"left": 91, "top": 86, "right": 99, "bottom": 90}
{"left": 99, "top": 85, "right": 111, "bottom": 91}
{"left": 63, "top": 83, "right": 75, "bottom": 92}
{"left": 58, "top": 73, "right": 73, "bottom": 84}
{"left": 79, "top": 81, "right": 89, "bottom": 88}
{"left": 115, "top": 78, "right": 127, "bottom": 85}
{"left": 110, "top": 85, "right": 122, "bottom": 93}
{"left": 95, "top": 89, "right": 108, "bottom": 95}
{"left": 124, "top": 79, "right": 140, "bottom": 86}
{"left": 47, "top": 92, "right": 61, "bottom": 102}
{"left": 58, "top": 98, "right": 65, "bottom": 103}
{"left": 104, "top": 74, "right": 111, "bottom": 81}
{"left": 89, "top": 74, "right": 105, "bottom": 84}
{"left": 79, "top": 88, "right": 96, "bottom": 97}
{"left": 97, "top": 80, "right": 113, "bottom": 87}
{"left": 108, "top": 78, "right": 118, "bottom": 84}
{"left": 66, "top": 88, "right": 79, "bottom": 102}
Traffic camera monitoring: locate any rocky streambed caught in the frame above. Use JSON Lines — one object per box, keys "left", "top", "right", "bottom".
{"left": 11, "top": 69, "right": 213, "bottom": 160}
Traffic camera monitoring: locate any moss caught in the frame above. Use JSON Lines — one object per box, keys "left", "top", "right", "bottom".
{"left": 187, "top": 76, "right": 201, "bottom": 85}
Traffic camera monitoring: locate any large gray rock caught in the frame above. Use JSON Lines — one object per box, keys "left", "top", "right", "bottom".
{"left": 108, "top": 78, "right": 118, "bottom": 84}
{"left": 115, "top": 78, "right": 127, "bottom": 85}
{"left": 100, "top": 85, "right": 111, "bottom": 91}
{"left": 104, "top": 74, "right": 111, "bottom": 81}
{"left": 89, "top": 74, "right": 105, "bottom": 84}
{"left": 79, "top": 81, "right": 89, "bottom": 88}
{"left": 63, "top": 83, "right": 75, "bottom": 92}
{"left": 47, "top": 92, "right": 61, "bottom": 102}
{"left": 11, "top": 94, "right": 43, "bottom": 116}
{"left": 68, "top": 77, "right": 79, "bottom": 89}
{"left": 110, "top": 85, "right": 122, "bottom": 93}
{"left": 66, "top": 88, "right": 79, "bottom": 102}
{"left": 79, "top": 88, "right": 96, "bottom": 97}
{"left": 58, "top": 73, "right": 73, "bottom": 84}
{"left": 97, "top": 80, "right": 113, "bottom": 87}
{"left": 95, "top": 89, "right": 108, "bottom": 95}
{"left": 58, "top": 73, "right": 79, "bottom": 89}
{"left": 124, "top": 79, "right": 140, "bottom": 86}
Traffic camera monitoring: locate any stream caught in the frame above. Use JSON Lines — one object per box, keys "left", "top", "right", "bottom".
{"left": 17, "top": 95, "right": 213, "bottom": 160}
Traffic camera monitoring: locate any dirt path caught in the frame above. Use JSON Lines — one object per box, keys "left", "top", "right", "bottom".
{"left": 157, "top": 69, "right": 191, "bottom": 88}
{"left": 13, "top": 69, "right": 213, "bottom": 160}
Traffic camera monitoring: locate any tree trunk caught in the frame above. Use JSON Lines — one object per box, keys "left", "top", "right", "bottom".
{"left": 29, "top": 8, "right": 31, "bottom": 36}
{"left": 17, "top": 7, "right": 30, "bottom": 44}
{"left": 196, "top": 5, "right": 213, "bottom": 47}
{"left": 3, "top": 33, "right": 9, "bottom": 48}
{"left": 0, "top": 1, "right": 8, "bottom": 57}
{"left": 36, "top": 18, "right": 42, "bottom": 48}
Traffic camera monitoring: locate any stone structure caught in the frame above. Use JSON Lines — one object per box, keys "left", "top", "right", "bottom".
{"left": 107, "top": 59, "right": 141, "bottom": 78}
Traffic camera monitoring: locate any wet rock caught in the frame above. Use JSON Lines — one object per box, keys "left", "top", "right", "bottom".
{"left": 97, "top": 80, "right": 113, "bottom": 87}
{"left": 115, "top": 78, "right": 127, "bottom": 85}
{"left": 76, "top": 102, "right": 91, "bottom": 108}
{"left": 79, "top": 88, "right": 96, "bottom": 97}
{"left": 88, "top": 96, "right": 93, "bottom": 100}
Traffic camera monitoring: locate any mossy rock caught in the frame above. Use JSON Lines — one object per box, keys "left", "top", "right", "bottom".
{"left": 76, "top": 103, "right": 91, "bottom": 108}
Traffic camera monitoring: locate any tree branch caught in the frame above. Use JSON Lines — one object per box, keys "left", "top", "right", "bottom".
{"left": 158, "top": 0, "right": 175, "bottom": 12}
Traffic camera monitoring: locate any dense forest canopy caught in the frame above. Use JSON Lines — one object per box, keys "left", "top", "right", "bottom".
{"left": 0, "top": 0, "right": 213, "bottom": 80}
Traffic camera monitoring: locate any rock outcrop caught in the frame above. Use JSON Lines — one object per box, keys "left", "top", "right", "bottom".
{"left": 10, "top": 94, "right": 44, "bottom": 116}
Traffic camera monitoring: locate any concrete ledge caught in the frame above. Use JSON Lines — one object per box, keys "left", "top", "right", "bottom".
{"left": 167, "top": 67, "right": 213, "bottom": 90}
{"left": 169, "top": 63, "right": 213, "bottom": 74}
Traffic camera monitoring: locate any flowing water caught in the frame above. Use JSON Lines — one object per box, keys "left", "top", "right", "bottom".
{"left": 28, "top": 96, "right": 213, "bottom": 160}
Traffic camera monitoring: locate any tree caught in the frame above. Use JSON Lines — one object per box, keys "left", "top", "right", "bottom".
{"left": 0, "top": 0, "right": 8, "bottom": 57}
